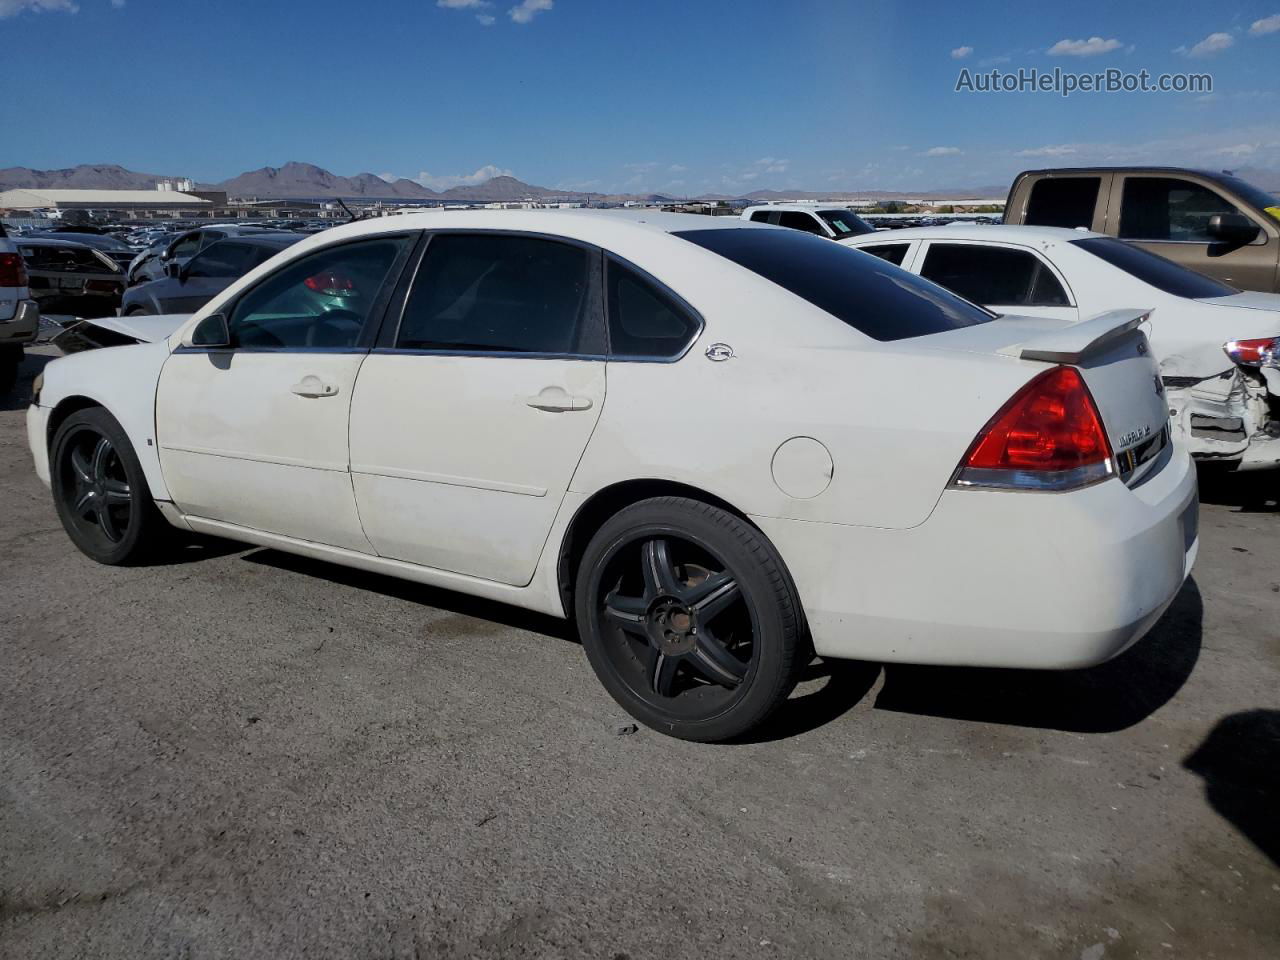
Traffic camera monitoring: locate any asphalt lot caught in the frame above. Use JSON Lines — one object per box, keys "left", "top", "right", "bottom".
{"left": 2, "top": 346, "right": 1278, "bottom": 960}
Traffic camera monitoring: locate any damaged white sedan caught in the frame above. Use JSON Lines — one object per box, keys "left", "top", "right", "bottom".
{"left": 842, "top": 225, "right": 1280, "bottom": 470}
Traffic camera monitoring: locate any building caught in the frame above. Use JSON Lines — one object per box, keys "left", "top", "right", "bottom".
{"left": 0, "top": 187, "right": 213, "bottom": 220}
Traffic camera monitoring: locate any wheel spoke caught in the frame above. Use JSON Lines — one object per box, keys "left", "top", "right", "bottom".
{"left": 603, "top": 591, "right": 648, "bottom": 636}
{"left": 649, "top": 650, "right": 681, "bottom": 697}
{"left": 689, "top": 629, "right": 747, "bottom": 687}
{"left": 90, "top": 436, "right": 113, "bottom": 482}
{"left": 69, "top": 447, "right": 93, "bottom": 484}
{"left": 641, "top": 538, "right": 680, "bottom": 599}
{"left": 72, "top": 488, "right": 96, "bottom": 517}
{"left": 687, "top": 571, "right": 740, "bottom": 622}
{"left": 103, "top": 478, "right": 131, "bottom": 503}
{"left": 97, "top": 503, "right": 123, "bottom": 542}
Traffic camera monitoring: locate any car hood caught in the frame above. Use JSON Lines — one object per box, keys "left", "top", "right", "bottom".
{"left": 88, "top": 313, "right": 191, "bottom": 343}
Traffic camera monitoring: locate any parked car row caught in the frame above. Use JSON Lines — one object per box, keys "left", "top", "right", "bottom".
{"left": 27, "top": 209, "right": 1196, "bottom": 742}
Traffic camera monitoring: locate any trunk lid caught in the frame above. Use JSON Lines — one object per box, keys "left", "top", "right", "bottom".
{"left": 917, "top": 309, "right": 1171, "bottom": 484}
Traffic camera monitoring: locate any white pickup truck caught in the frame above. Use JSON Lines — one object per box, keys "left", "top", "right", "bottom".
{"left": 1, "top": 227, "right": 41, "bottom": 395}
{"left": 740, "top": 203, "right": 875, "bottom": 239}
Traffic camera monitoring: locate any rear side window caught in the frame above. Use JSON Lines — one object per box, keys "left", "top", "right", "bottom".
{"left": 919, "top": 243, "right": 1069, "bottom": 307}
{"left": 819, "top": 210, "right": 874, "bottom": 237}
{"left": 606, "top": 258, "right": 701, "bottom": 359}
{"left": 397, "top": 233, "right": 597, "bottom": 355}
{"left": 856, "top": 243, "right": 909, "bottom": 266}
{"left": 1071, "top": 237, "right": 1237, "bottom": 299}
{"left": 749, "top": 211, "right": 775, "bottom": 224}
{"left": 1024, "top": 177, "right": 1100, "bottom": 229}
{"left": 677, "top": 228, "right": 994, "bottom": 342}
{"left": 1119, "top": 177, "right": 1241, "bottom": 242}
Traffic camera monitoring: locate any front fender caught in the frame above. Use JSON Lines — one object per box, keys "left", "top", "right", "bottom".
{"left": 39, "top": 340, "right": 172, "bottom": 501}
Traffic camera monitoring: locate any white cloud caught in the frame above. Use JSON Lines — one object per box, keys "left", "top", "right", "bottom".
{"left": 110, "top": 0, "right": 124, "bottom": 7}
{"left": 1213, "top": 143, "right": 1258, "bottom": 157}
{"left": 920, "top": 146, "right": 962, "bottom": 157}
{"left": 978, "top": 54, "right": 1010, "bottom": 67}
{"left": 1014, "top": 145, "right": 1077, "bottom": 157}
{"left": 755, "top": 156, "right": 789, "bottom": 174}
{"left": 1249, "top": 13, "right": 1280, "bottom": 35}
{"left": 1179, "top": 32, "right": 1234, "bottom": 57}
{"left": 437, "top": 0, "right": 488, "bottom": 7}
{"left": 476, "top": 13, "right": 494, "bottom": 24}
{"left": 0, "top": 0, "right": 78, "bottom": 17}
{"left": 410, "top": 164, "right": 514, "bottom": 191}
{"left": 668, "top": 164, "right": 686, "bottom": 173}
{"left": 508, "top": 0, "right": 551, "bottom": 24}
{"left": 1047, "top": 36, "right": 1123, "bottom": 57}
{"left": 950, "top": 45, "right": 973, "bottom": 59}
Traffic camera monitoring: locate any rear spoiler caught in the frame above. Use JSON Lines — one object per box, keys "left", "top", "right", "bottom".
{"left": 997, "top": 309, "right": 1152, "bottom": 364}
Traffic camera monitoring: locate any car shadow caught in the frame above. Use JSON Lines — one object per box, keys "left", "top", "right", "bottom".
{"left": 1196, "top": 464, "right": 1279, "bottom": 513}
{"left": 1184, "top": 709, "right": 1280, "bottom": 868}
{"left": 241, "top": 549, "right": 575, "bottom": 642}
{"left": 0, "top": 350, "right": 55, "bottom": 412}
{"left": 737, "top": 658, "right": 882, "bottom": 744}
{"left": 868, "top": 577, "right": 1203, "bottom": 734}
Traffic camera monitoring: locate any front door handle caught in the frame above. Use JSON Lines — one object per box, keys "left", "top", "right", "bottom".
{"left": 525, "top": 386, "right": 593, "bottom": 412}
{"left": 291, "top": 375, "right": 339, "bottom": 398}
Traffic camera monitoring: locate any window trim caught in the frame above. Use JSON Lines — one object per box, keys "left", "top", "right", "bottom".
{"left": 851, "top": 241, "right": 913, "bottom": 268}
{"left": 915, "top": 239, "right": 1076, "bottom": 309}
{"left": 175, "top": 232, "right": 419, "bottom": 355}
{"left": 1115, "top": 174, "right": 1269, "bottom": 246}
{"left": 374, "top": 228, "right": 610, "bottom": 361}
{"left": 602, "top": 252, "right": 706, "bottom": 363}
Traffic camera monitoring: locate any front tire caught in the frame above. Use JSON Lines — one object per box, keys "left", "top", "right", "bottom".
{"left": 575, "top": 497, "right": 806, "bottom": 742}
{"left": 50, "top": 407, "right": 167, "bottom": 565}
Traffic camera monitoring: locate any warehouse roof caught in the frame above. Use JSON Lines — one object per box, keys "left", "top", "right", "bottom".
{"left": 0, "top": 188, "right": 212, "bottom": 209}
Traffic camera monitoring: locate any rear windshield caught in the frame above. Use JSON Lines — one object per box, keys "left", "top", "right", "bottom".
{"left": 1071, "top": 237, "right": 1237, "bottom": 299}
{"left": 676, "top": 227, "right": 994, "bottom": 341}
{"left": 20, "top": 244, "right": 119, "bottom": 274}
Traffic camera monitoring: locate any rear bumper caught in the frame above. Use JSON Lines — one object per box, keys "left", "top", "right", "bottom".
{"left": 0, "top": 300, "right": 40, "bottom": 346}
{"left": 754, "top": 446, "right": 1198, "bottom": 670}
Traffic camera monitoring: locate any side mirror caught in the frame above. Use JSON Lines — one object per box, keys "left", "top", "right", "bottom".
{"left": 190, "top": 312, "right": 230, "bottom": 348}
{"left": 165, "top": 261, "right": 182, "bottom": 279}
{"left": 1208, "top": 213, "right": 1261, "bottom": 246}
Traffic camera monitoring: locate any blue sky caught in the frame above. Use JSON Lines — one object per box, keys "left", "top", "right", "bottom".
{"left": 2, "top": 0, "right": 1280, "bottom": 194}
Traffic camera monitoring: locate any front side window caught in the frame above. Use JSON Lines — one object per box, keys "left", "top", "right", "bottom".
{"left": 919, "top": 243, "right": 1068, "bottom": 307}
{"left": 677, "top": 227, "right": 994, "bottom": 342}
{"left": 606, "top": 258, "right": 700, "bottom": 359}
{"left": 226, "top": 236, "right": 408, "bottom": 349}
{"left": 1024, "top": 177, "right": 1100, "bottom": 229}
{"left": 856, "top": 243, "right": 909, "bottom": 266}
{"left": 185, "top": 242, "right": 258, "bottom": 279}
{"left": 168, "top": 233, "right": 202, "bottom": 259}
{"left": 776, "top": 211, "right": 827, "bottom": 236}
{"left": 1119, "top": 177, "right": 1241, "bottom": 242}
{"left": 396, "top": 233, "right": 596, "bottom": 355}
{"left": 749, "top": 211, "right": 774, "bottom": 224}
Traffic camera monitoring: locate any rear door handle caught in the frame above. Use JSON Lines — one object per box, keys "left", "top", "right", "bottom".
{"left": 525, "top": 387, "right": 593, "bottom": 412}
{"left": 291, "top": 375, "right": 339, "bottom": 398}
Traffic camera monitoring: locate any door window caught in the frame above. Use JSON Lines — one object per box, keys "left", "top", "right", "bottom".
{"left": 1119, "top": 177, "right": 1242, "bottom": 242}
{"left": 396, "top": 233, "right": 598, "bottom": 355}
{"left": 606, "top": 258, "right": 701, "bottom": 359}
{"left": 1024, "top": 177, "right": 1101, "bottom": 229}
{"left": 919, "top": 243, "right": 1069, "bottom": 306}
{"left": 856, "top": 243, "right": 909, "bottom": 266}
{"left": 185, "top": 241, "right": 258, "bottom": 278}
{"left": 168, "top": 232, "right": 202, "bottom": 259}
{"left": 226, "top": 236, "right": 408, "bottom": 349}
{"left": 777, "top": 211, "right": 827, "bottom": 235}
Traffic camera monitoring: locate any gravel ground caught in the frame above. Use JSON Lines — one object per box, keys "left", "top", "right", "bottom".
{"left": 2, "top": 346, "right": 1278, "bottom": 960}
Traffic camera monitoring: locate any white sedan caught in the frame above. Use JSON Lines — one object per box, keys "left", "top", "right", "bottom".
{"left": 840, "top": 224, "right": 1280, "bottom": 470}
{"left": 27, "top": 211, "right": 1197, "bottom": 741}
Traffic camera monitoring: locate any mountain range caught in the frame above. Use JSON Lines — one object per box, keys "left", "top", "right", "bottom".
{"left": 5, "top": 160, "right": 1275, "bottom": 203}
{"left": 0, "top": 161, "right": 1015, "bottom": 203}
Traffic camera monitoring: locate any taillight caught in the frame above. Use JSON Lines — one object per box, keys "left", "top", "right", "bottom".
{"left": 0, "top": 252, "right": 28, "bottom": 287}
{"left": 1224, "top": 337, "right": 1278, "bottom": 367}
{"left": 951, "top": 366, "right": 1115, "bottom": 491}
{"left": 304, "top": 271, "right": 356, "bottom": 297}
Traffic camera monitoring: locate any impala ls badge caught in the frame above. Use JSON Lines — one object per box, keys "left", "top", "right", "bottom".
{"left": 705, "top": 342, "right": 734, "bottom": 362}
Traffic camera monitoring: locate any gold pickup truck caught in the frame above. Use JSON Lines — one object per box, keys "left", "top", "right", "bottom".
{"left": 1004, "top": 167, "right": 1280, "bottom": 293}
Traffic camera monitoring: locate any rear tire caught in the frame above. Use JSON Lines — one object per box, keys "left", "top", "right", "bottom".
{"left": 0, "top": 345, "right": 19, "bottom": 396}
{"left": 50, "top": 407, "right": 168, "bottom": 565}
{"left": 575, "top": 497, "right": 806, "bottom": 742}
